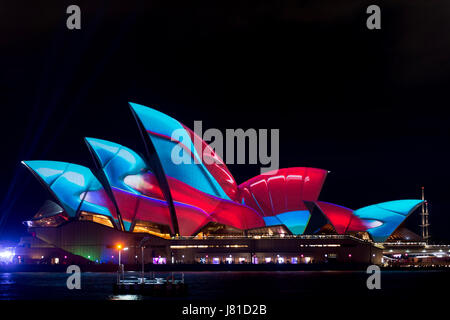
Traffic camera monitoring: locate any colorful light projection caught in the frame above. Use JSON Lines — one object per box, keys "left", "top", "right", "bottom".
{"left": 238, "top": 167, "right": 327, "bottom": 235}
{"left": 130, "top": 102, "right": 234, "bottom": 201}
{"left": 22, "top": 160, "right": 119, "bottom": 227}
{"left": 85, "top": 138, "right": 173, "bottom": 232}
{"left": 315, "top": 200, "right": 423, "bottom": 242}
{"left": 353, "top": 200, "right": 423, "bottom": 242}
{"left": 22, "top": 103, "right": 424, "bottom": 242}
{"left": 85, "top": 138, "right": 264, "bottom": 233}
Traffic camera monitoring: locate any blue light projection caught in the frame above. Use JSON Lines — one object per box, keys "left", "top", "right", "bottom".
{"left": 263, "top": 210, "right": 311, "bottom": 235}
{"left": 85, "top": 138, "right": 147, "bottom": 195}
{"left": 85, "top": 138, "right": 152, "bottom": 231}
{"left": 353, "top": 200, "right": 423, "bottom": 242}
{"left": 130, "top": 102, "right": 230, "bottom": 200}
{"left": 21, "top": 160, "right": 116, "bottom": 222}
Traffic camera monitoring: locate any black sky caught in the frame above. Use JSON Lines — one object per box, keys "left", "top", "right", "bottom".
{"left": 1, "top": 0, "right": 450, "bottom": 241}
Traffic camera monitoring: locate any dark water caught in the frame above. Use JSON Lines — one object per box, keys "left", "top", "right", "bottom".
{"left": 1, "top": 271, "right": 449, "bottom": 301}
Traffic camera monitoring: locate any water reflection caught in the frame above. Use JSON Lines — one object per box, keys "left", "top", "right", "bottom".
{"left": 109, "top": 294, "right": 142, "bottom": 300}
{"left": 0, "top": 273, "right": 15, "bottom": 286}
{"left": 0, "top": 273, "right": 16, "bottom": 299}
{"left": 0, "top": 271, "right": 447, "bottom": 300}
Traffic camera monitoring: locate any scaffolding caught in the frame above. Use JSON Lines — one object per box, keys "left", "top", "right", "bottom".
{"left": 420, "top": 187, "right": 430, "bottom": 243}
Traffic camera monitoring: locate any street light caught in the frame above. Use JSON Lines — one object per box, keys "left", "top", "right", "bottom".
{"left": 116, "top": 244, "right": 128, "bottom": 281}
{"left": 116, "top": 244, "right": 128, "bottom": 266}
{"left": 117, "top": 244, "right": 122, "bottom": 267}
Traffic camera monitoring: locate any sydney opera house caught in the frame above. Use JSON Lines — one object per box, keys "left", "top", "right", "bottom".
{"left": 18, "top": 103, "right": 425, "bottom": 266}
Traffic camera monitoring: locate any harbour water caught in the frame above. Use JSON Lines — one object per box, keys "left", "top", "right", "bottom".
{"left": 0, "top": 270, "right": 449, "bottom": 300}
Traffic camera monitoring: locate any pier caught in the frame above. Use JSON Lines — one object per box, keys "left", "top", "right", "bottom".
{"left": 113, "top": 271, "right": 187, "bottom": 296}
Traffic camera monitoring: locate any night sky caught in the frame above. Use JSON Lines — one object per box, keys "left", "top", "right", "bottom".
{"left": 1, "top": 1, "right": 449, "bottom": 241}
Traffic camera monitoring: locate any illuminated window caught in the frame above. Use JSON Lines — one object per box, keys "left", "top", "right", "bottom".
{"left": 79, "top": 211, "right": 114, "bottom": 228}
{"left": 132, "top": 220, "right": 171, "bottom": 239}
{"left": 170, "top": 244, "right": 247, "bottom": 249}
{"left": 194, "top": 232, "right": 205, "bottom": 239}
{"left": 247, "top": 225, "right": 291, "bottom": 236}
{"left": 195, "top": 222, "right": 244, "bottom": 237}
{"left": 152, "top": 257, "right": 166, "bottom": 264}
{"left": 27, "top": 202, "right": 69, "bottom": 228}
{"left": 26, "top": 213, "right": 69, "bottom": 228}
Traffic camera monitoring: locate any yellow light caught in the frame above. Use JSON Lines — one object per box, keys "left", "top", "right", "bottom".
{"left": 117, "top": 244, "right": 122, "bottom": 250}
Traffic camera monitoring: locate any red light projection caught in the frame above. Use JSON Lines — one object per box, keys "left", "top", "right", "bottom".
{"left": 238, "top": 167, "right": 328, "bottom": 217}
